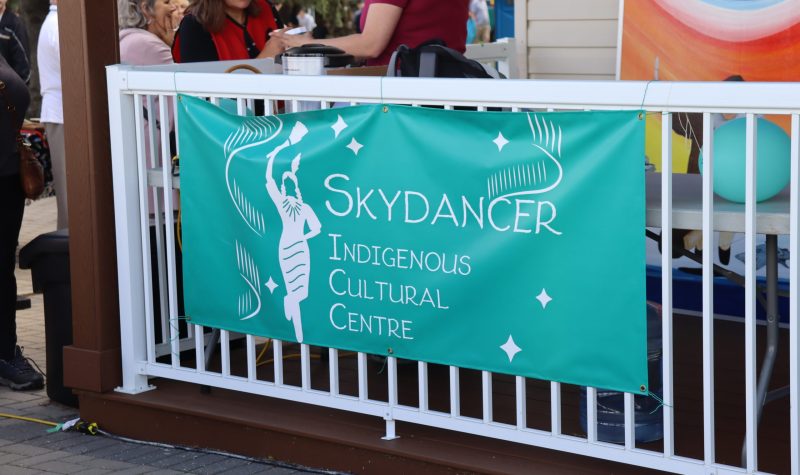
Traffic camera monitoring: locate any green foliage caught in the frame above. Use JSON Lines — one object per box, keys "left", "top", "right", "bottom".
{"left": 284, "top": 0, "right": 359, "bottom": 36}
{"left": 314, "top": 0, "right": 348, "bottom": 32}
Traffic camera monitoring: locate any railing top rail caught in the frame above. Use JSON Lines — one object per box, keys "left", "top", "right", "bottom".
{"left": 107, "top": 63, "right": 800, "bottom": 114}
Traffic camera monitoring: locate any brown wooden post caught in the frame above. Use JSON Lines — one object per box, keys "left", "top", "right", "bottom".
{"left": 59, "top": 0, "right": 122, "bottom": 393}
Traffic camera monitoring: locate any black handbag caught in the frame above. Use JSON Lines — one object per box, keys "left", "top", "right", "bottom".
{"left": 0, "top": 80, "right": 43, "bottom": 199}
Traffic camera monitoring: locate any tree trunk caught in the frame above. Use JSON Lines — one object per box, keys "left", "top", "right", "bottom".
{"left": 20, "top": 0, "right": 51, "bottom": 118}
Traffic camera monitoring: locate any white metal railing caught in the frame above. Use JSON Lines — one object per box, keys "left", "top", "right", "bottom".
{"left": 464, "top": 37, "right": 517, "bottom": 78}
{"left": 107, "top": 60, "right": 799, "bottom": 475}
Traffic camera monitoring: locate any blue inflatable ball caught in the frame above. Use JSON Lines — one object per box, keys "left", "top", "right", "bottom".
{"left": 709, "top": 117, "right": 791, "bottom": 203}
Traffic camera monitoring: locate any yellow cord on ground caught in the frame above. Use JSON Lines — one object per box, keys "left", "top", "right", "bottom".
{"left": 0, "top": 412, "right": 58, "bottom": 427}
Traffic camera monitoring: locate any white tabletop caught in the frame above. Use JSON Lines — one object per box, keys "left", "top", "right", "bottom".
{"left": 645, "top": 172, "right": 790, "bottom": 235}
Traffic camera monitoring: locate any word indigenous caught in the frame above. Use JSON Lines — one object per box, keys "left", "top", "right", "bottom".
{"left": 328, "top": 234, "right": 472, "bottom": 276}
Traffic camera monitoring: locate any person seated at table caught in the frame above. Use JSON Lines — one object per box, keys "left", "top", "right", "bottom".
{"left": 173, "top": 0, "right": 191, "bottom": 23}
{"left": 272, "top": 0, "right": 469, "bottom": 66}
{"left": 119, "top": 0, "right": 180, "bottom": 211}
{"left": 173, "top": 0, "right": 285, "bottom": 63}
{"left": 118, "top": 0, "right": 177, "bottom": 67}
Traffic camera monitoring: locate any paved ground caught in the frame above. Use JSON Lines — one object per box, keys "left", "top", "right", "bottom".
{"left": 3, "top": 197, "right": 334, "bottom": 474}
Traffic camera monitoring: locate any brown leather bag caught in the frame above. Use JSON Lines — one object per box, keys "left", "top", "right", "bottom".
{"left": 17, "top": 136, "right": 44, "bottom": 199}
{"left": 0, "top": 80, "right": 43, "bottom": 199}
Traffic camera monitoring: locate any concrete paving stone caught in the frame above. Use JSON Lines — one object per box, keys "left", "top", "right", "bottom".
{"left": 9, "top": 449, "right": 71, "bottom": 467}
{"left": 102, "top": 444, "right": 170, "bottom": 463}
{"left": 0, "top": 452, "right": 26, "bottom": 464}
{"left": 63, "top": 435, "right": 120, "bottom": 455}
{"left": 29, "top": 460, "right": 86, "bottom": 474}
{"left": 126, "top": 447, "right": 197, "bottom": 468}
{"left": 78, "top": 439, "right": 141, "bottom": 458}
{"left": 26, "top": 433, "right": 85, "bottom": 452}
{"left": 0, "top": 438, "right": 16, "bottom": 447}
{"left": 71, "top": 470, "right": 113, "bottom": 475}
{"left": 0, "top": 422, "right": 24, "bottom": 431}
{"left": 6, "top": 402, "right": 50, "bottom": 415}
{"left": 0, "top": 442, "right": 52, "bottom": 456}
{"left": 0, "top": 421, "right": 41, "bottom": 433}
{"left": 219, "top": 462, "right": 279, "bottom": 475}
{"left": 0, "top": 423, "right": 51, "bottom": 443}
{"left": 164, "top": 453, "right": 232, "bottom": 473}
{"left": 0, "top": 410, "right": 46, "bottom": 423}
{"left": 199, "top": 457, "right": 258, "bottom": 474}
{"left": 47, "top": 436, "right": 109, "bottom": 453}
{"left": 264, "top": 466, "right": 300, "bottom": 474}
{"left": 111, "top": 466, "right": 161, "bottom": 475}
{"left": 0, "top": 391, "right": 41, "bottom": 403}
{"left": 69, "top": 458, "right": 137, "bottom": 471}
{"left": 147, "top": 470, "right": 184, "bottom": 475}
{"left": 24, "top": 404, "right": 78, "bottom": 419}
{"left": 0, "top": 465, "right": 51, "bottom": 475}
{"left": 58, "top": 454, "right": 96, "bottom": 465}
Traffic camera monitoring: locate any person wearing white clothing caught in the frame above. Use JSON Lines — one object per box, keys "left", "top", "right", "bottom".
{"left": 296, "top": 7, "right": 316, "bottom": 33}
{"left": 37, "top": 0, "right": 67, "bottom": 230}
{"left": 469, "top": 0, "right": 490, "bottom": 44}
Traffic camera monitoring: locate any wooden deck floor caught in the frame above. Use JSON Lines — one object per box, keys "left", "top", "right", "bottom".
{"left": 81, "top": 314, "right": 791, "bottom": 474}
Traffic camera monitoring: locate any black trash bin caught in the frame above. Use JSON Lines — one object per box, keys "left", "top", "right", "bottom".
{"left": 18, "top": 229, "right": 77, "bottom": 407}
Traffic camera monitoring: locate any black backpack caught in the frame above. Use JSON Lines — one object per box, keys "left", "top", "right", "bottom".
{"left": 387, "top": 39, "right": 498, "bottom": 79}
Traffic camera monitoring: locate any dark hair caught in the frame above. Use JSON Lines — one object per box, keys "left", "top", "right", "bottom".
{"left": 188, "top": 0, "right": 262, "bottom": 33}
{"left": 724, "top": 74, "right": 745, "bottom": 82}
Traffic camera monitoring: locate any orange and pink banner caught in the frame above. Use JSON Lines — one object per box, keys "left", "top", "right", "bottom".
{"left": 620, "top": 0, "right": 800, "bottom": 82}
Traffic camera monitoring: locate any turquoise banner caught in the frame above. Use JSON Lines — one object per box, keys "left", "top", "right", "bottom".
{"left": 178, "top": 96, "right": 648, "bottom": 394}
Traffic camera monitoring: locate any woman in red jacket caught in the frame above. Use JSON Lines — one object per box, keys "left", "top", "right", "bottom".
{"left": 173, "top": 0, "right": 284, "bottom": 63}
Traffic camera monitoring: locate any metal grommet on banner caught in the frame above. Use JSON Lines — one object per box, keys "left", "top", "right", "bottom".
{"left": 382, "top": 105, "right": 389, "bottom": 113}
{"left": 387, "top": 348, "right": 394, "bottom": 355}
{"left": 638, "top": 112, "right": 644, "bottom": 120}
{"left": 640, "top": 384, "right": 647, "bottom": 393}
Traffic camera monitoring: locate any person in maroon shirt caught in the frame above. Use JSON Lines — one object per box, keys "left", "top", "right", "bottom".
{"left": 272, "top": 0, "right": 469, "bottom": 66}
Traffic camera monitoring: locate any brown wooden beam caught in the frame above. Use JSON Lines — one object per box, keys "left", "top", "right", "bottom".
{"left": 59, "top": 0, "right": 122, "bottom": 393}
{"left": 77, "top": 380, "right": 665, "bottom": 475}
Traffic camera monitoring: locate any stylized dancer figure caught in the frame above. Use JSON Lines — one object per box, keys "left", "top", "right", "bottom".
{"left": 266, "top": 122, "right": 320, "bottom": 343}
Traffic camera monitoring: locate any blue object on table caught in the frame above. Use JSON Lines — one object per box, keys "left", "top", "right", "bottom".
{"left": 704, "top": 117, "right": 790, "bottom": 203}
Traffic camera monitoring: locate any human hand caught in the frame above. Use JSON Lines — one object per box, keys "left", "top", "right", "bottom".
{"left": 270, "top": 29, "right": 314, "bottom": 50}
{"left": 258, "top": 36, "right": 286, "bottom": 59}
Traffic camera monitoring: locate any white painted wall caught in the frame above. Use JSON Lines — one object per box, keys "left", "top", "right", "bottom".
{"left": 516, "top": 0, "right": 621, "bottom": 79}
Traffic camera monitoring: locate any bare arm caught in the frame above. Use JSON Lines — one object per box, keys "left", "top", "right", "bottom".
{"left": 272, "top": 4, "right": 403, "bottom": 60}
